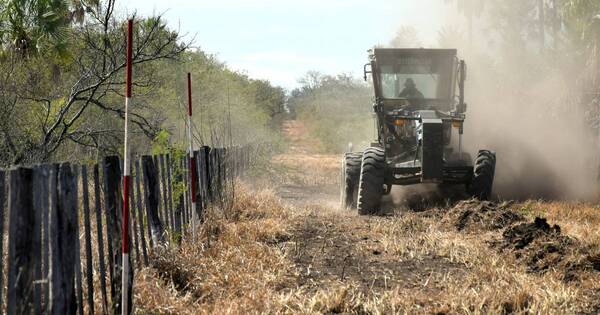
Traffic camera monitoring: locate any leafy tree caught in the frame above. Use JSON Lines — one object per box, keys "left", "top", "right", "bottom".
{"left": 0, "top": 0, "right": 99, "bottom": 55}
{"left": 289, "top": 72, "right": 372, "bottom": 152}
{"left": 0, "top": 0, "right": 189, "bottom": 165}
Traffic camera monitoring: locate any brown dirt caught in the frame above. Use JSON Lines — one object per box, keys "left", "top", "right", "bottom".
{"left": 286, "top": 209, "right": 466, "bottom": 295}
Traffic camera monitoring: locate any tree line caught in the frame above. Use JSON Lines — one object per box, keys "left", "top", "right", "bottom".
{"left": 0, "top": 0, "right": 285, "bottom": 167}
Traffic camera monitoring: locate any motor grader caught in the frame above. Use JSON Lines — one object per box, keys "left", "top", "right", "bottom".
{"left": 341, "top": 48, "right": 496, "bottom": 214}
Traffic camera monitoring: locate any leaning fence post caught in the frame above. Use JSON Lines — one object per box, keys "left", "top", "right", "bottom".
{"left": 141, "top": 155, "right": 165, "bottom": 246}
{"left": 48, "top": 163, "right": 78, "bottom": 315}
{"left": 7, "top": 167, "right": 35, "bottom": 314}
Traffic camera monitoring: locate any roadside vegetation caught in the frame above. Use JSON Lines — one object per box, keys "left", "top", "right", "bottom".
{"left": 0, "top": 0, "right": 285, "bottom": 167}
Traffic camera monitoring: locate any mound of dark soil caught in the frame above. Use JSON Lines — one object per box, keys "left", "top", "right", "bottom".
{"left": 502, "top": 217, "right": 562, "bottom": 250}
{"left": 495, "top": 217, "right": 596, "bottom": 278}
{"left": 501, "top": 217, "right": 572, "bottom": 272}
{"left": 445, "top": 199, "right": 524, "bottom": 232}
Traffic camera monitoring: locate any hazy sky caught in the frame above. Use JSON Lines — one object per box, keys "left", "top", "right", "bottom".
{"left": 122, "top": 0, "right": 445, "bottom": 90}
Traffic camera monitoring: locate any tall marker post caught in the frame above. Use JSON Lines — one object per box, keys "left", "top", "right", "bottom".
{"left": 121, "top": 18, "right": 133, "bottom": 315}
{"left": 187, "top": 73, "right": 198, "bottom": 238}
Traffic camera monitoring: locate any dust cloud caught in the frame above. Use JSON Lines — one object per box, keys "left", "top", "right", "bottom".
{"left": 295, "top": 3, "right": 600, "bottom": 201}
{"left": 395, "top": 3, "right": 600, "bottom": 201}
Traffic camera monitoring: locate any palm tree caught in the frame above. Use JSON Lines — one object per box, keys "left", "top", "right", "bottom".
{"left": 0, "top": 0, "right": 97, "bottom": 56}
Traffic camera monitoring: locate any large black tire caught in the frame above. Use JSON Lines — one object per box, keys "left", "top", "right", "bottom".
{"left": 469, "top": 150, "right": 496, "bottom": 200}
{"left": 340, "top": 152, "right": 362, "bottom": 209}
{"left": 357, "top": 147, "right": 386, "bottom": 215}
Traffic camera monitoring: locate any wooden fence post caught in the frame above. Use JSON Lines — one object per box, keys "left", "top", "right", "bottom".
{"left": 141, "top": 155, "right": 165, "bottom": 246}
{"left": 199, "top": 146, "right": 210, "bottom": 210}
{"left": 48, "top": 163, "right": 78, "bottom": 315}
{"left": 208, "top": 148, "right": 216, "bottom": 203}
{"left": 152, "top": 155, "right": 162, "bottom": 223}
{"left": 40, "top": 165, "right": 51, "bottom": 313}
{"left": 193, "top": 150, "right": 202, "bottom": 221}
{"left": 93, "top": 165, "right": 109, "bottom": 315}
{"left": 166, "top": 154, "right": 178, "bottom": 240}
{"left": 32, "top": 166, "right": 47, "bottom": 314}
{"left": 103, "top": 155, "right": 131, "bottom": 315}
{"left": 7, "top": 167, "right": 35, "bottom": 314}
{"left": 194, "top": 151, "right": 203, "bottom": 219}
{"left": 158, "top": 155, "right": 171, "bottom": 233}
{"left": 72, "top": 167, "right": 84, "bottom": 315}
{"left": 129, "top": 168, "right": 141, "bottom": 268}
{"left": 173, "top": 164, "right": 184, "bottom": 241}
{"left": 0, "top": 170, "right": 5, "bottom": 313}
{"left": 216, "top": 148, "right": 224, "bottom": 202}
{"left": 134, "top": 161, "right": 149, "bottom": 265}
{"left": 182, "top": 156, "right": 189, "bottom": 225}
{"left": 81, "top": 166, "right": 95, "bottom": 315}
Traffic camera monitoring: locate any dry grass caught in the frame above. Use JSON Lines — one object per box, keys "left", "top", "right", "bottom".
{"left": 134, "top": 186, "right": 298, "bottom": 314}
{"left": 133, "top": 183, "right": 600, "bottom": 314}
{"left": 133, "top": 121, "right": 600, "bottom": 314}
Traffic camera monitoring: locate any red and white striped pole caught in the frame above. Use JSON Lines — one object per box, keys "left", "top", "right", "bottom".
{"left": 121, "top": 18, "right": 133, "bottom": 315}
{"left": 187, "top": 72, "right": 198, "bottom": 237}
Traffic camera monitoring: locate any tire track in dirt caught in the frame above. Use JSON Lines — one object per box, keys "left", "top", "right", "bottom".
{"left": 285, "top": 209, "right": 466, "bottom": 296}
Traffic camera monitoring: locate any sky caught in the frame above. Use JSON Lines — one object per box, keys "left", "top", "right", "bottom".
{"left": 122, "top": 0, "right": 446, "bottom": 90}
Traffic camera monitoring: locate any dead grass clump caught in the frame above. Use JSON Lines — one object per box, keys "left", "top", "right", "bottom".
{"left": 149, "top": 247, "right": 197, "bottom": 293}
{"left": 134, "top": 185, "right": 298, "bottom": 314}
{"left": 133, "top": 267, "right": 199, "bottom": 315}
{"left": 227, "top": 185, "right": 289, "bottom": 221}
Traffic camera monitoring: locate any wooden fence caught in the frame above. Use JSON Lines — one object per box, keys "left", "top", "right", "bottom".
{"left": 0, "top": 145, "right": 255, "bottom": 314}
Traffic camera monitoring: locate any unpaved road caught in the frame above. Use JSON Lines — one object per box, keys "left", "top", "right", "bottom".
{"left": 273, "top": 121, "right": 469, "bottom": 303}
